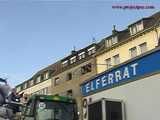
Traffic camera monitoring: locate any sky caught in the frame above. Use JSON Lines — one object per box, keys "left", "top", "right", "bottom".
{"left": 0, "top": 0, "right": 159, "bottom": 87}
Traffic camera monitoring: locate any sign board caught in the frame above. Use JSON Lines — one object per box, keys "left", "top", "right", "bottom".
{"left": 81, "top": 49, "right": 160, "bottom": 96}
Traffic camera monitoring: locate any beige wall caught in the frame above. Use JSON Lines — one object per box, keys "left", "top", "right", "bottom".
{"left": 96, "top": 27, "right": 160, "bottom": 74}
{"left": 51, "top": 58, "right": 97, "bottom": 120}
{"left": 20, "top": 79, "right": 52, "bottom": 95}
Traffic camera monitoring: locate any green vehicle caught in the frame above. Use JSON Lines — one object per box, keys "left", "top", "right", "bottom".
{"left": 21, "top": 95, "right": 78, "bottom": 120}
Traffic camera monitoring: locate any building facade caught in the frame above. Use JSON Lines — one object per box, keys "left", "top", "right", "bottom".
{"left": 16, "top": 11, "right": 160, "bottom": 120}
{"left": 81, "top": 47, "right": 160, "bottom": 120}
{"left": 96, "top": 11, "right": 160, "bottom": 74}
{"left": 81, "top": 11, "right": 160, "bottom": 120}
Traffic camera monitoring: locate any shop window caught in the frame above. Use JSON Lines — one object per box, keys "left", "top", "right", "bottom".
{"left": 81, "top": 63, "right": 92, "bottom": 75}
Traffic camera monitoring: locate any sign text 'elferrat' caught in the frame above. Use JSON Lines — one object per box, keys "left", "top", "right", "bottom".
{"left": 81, "top": 49, "right": 160, "bottom": 96}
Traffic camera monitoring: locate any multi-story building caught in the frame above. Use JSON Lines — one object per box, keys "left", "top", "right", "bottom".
{"left": 16, "top": 11, "right": 160, "bottom": 120}
{"left": 16, "top": 61, "right": 62, "bottom": 96}
{"left": 81, "top": 11, "right": 160, "bottom": 120}
{"left": 51, "top": 43, "right": 99, "bottom": 119}
{"left": 16, "top": 43, "right": 101, "bottom": 120}
{"left": 96, "top": 11, "right": 160, "bottom": 74}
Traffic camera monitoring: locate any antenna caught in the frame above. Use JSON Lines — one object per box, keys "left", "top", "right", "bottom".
{"left": 73, "top": 46, "right": 76, "bottom": 51}
{"left": 92, "top": 37, "right": 96, "bottom": 43}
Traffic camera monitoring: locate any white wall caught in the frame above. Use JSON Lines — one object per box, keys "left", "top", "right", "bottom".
{"left": 84, "top": 73, "right": 160, "bottom": 120}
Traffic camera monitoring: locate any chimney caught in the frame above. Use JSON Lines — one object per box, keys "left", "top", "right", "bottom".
{"left": 71, "top": 46, "right": 76, "bottom": 54}
{"left": 112, "top": 25, "right": 118, "bottom": 34}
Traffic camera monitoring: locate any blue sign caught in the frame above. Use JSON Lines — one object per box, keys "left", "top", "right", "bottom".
{"left": 81, "top": 49, "right": 160, "bottom": 96}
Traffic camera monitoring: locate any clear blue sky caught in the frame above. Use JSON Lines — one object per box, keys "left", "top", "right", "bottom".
{"left": 0, "top": 0, "right": 159, "bottom": 87}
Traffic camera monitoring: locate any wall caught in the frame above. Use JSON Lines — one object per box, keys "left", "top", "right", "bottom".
{"left": 51, "top": 58, "right": 97, "bottom": 120}
{"left": 20, "top": 79, "right": 52, "bottom": 95}
{"left": 96, "top": 27, "right": 160, "bottom": 74}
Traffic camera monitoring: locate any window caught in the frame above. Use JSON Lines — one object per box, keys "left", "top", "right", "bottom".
{"left": 36, "top": 76, "right": 41, "bottom": 84}
{"left": 66, "top": 72, "right": 72, "bottom": 81}
{"left": 67, "top": 89, "right": 73, "bottom": 97}
{"left": 78, "top": 52, "right": 85, "bottom": 60}
{"left": 70, "top": 56, "right": 76, "bottom": 64}
{"left": 129, "top": 21, "right": 144, "bottom": 35}
{"left": 44, "top": 72, "right": 49, "bottom": 80}
{"left": 23, "top": 83, "right": 28, "bottom": 89}
{"left": 88, "top": 46, "right": 96, "bottom": 55}
{"left": 105, "top": 58, "right": 111, "bottom": 69}
{"left": 137, "top": 21, "right": 144, "bottom": 31}
{"left": 88, "top": 101, "right": 102, "bottom": 120}
{"left": 29, "top": 79, "right": 34, "bottom": 86}
{"left": 44, "top": 87, "right": 49, "bottom": 95}
{"left": 81, "top": 63, "right": 92, "bottom": 75}
{"left": 112, "top": 36, "right": 118, "bottom": 44}
{"left": 113, "top": 54, "right": 120, "bottom": 65}
{"left": 55, "top": 77, "right": 60, "bottom": 86}
{"left": 139, "top": 42, "right": 147, "bottom": 54}
{"left": 62, "top": 60, "right": 68, "bottom": 67}
{"left": 106, "top": 101, "right": 123, "bottom": 120}
{"left": 129, "top": 47, "right": 137, "bottom": 58}
{"left": 105, "top": 39, "right": 112, "bottom": 47}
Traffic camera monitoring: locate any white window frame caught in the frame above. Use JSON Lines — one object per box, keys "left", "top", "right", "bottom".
{"left": 105, "top": 58, "right": 112, "bottom": 69}
{"left": 29, "top": 79, "right": 34, "bottom": 86}
{"left": 36, "top": 76, "right": 41, "bottom": 84}
{"left": 88, "top": 46, "right": 96, "bottom": 55}
{"left": 129, "top": 47, "right": 137, "bottom": 58}
{"left": 55, "top": 77, "right": 60, "bottom": 86}
{"left": 139, "top": 42, "right": 147, "bottom": 54}
{"left": 78, "top": 52, "right": 85, "bottom": 60}
{"left": 112, "top": 36, "right": 118, "bottom": 45}
{"left": 70, "top": 56, "right": 76, "bottom": 64}
{"left": 113, "top": 54, "right": 120, "bottom": 65}
{"left": 44, "top": 72, "right": 49, "bottom": 80}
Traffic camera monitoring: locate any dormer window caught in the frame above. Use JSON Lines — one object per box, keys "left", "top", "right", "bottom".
{"left": 70, "top": 56, "right": 76, "bottom": 64}
{"left": 29, "top": 79, "right": 34, "bottom": 86}
{"left": 112, "top": 36, "right": 118, "bottom": 44}
{"left": 36, "top": 76, "right": 41, "bottom": 84}
{"left": 44, "top": 72, "right": 49, "bottom": 80}
{"left": 62, "top": 60, "right": 68, "bottom": 67}
{"left": 23, "top": 83, "right": 28, "bottom": 89}
{"left": 78, "top": 52, "right": 85, "bottom": 60}
{"left": 88, "top": 46, "right": 96, "bottom": 55}
{"left": 129, "top": 21, "right": 144, "bottom": 35}
{"left": 105, "top": 39, "right": 112, "bottom": 47}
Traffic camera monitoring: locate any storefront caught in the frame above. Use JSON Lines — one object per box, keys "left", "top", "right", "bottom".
{"left": 81, "top": 47, "right": 160, "bottom": 120}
